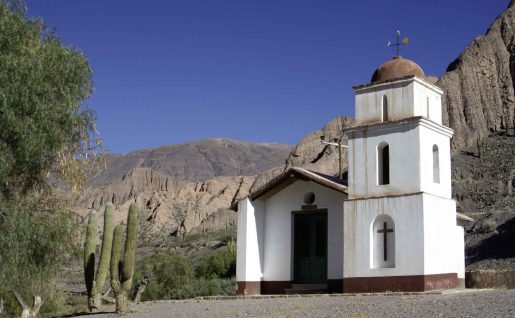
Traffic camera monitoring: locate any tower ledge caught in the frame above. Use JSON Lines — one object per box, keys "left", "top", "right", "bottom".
{"left": 352, "top": 75, "right": 443, "bottom": 94}
{"left": 344, "top": 116, "right": 454, "bottom": 139}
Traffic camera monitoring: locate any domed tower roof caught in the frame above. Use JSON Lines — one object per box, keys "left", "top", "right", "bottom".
{"left": 371, "top": 56, "right": 425, "bottom": 83}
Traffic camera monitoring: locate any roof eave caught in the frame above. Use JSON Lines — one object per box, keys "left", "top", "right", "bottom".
{"left": 230, "top": 167, "right": 347, "bottom": 211}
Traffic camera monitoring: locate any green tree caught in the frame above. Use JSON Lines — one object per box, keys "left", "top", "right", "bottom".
{"left": 0, "top": 0, "right": 103, "bottom": 316}
{"left": 0, "top": 0, "right": 103, "bottom": 200}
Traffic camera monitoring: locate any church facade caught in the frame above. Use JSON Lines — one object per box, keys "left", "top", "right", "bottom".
{"left": 235, "top": 56, "right": 468, "bottom": 294}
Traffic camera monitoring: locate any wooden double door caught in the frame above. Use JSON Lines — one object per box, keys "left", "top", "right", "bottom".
{"left": 293, "top": 211, "right": 327, "bottom": 284}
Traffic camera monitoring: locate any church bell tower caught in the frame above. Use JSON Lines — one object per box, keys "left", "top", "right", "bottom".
{"left": 341, "top": 52, "right": 465, "bottom": 292}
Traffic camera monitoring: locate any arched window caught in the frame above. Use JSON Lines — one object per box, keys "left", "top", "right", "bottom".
{"left": 382, "top": 95, "right": 388, "bottom": 122}
{"left": 377, "top": 143, "right": 390, "bottom": 185}
{"left": 433, "top": 145, "right": 440, "bottom": 183}
{"left": 426, "top": 97, "right": 430, "bottom": 119}
{"left": 371, "top": 214, "right": 395, "bottom": 268}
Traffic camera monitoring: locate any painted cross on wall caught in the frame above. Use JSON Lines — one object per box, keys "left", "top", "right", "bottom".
{"left": 377, "top": 222, "right": 394, "bottom": 261}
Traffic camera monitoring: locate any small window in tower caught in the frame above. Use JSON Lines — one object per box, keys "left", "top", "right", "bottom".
{"left": 377, "top": 143, "right": 390, "bottom": 185}
{"left": 382, "top": 95, "right": 388, "bottom": 122}
{"left": 426, "top": 97, "right": 430, "bottom": 119}
{"left": 433, "top": 145, "right": 440, "bottom": 183}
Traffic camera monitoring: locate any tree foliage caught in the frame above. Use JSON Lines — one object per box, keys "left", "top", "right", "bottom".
{"left": 0, "top": 0, "right": 104, "bottom": 199}
{"left": 0, "top": 1, "right": 103, "bottom": 315}
{"left": 0, "top": 195, "right": 82, "bottom": 315}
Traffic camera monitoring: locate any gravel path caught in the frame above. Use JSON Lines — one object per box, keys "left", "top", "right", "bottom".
{"left": 72, "top": 289, "right": 515, "bottom": 318}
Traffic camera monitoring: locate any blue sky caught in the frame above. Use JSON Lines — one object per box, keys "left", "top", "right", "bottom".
{"left": 25, "top": 1, "right": 508, "bottom": 153}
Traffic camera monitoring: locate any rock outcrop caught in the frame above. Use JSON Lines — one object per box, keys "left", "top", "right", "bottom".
{"left": 65, "top": 164, "right": 284, "bottom": 242}
{"left": 437, "top": 1, "right": 515, "bottom": 149}
{"left": 286, "top": 116, "right": 355, "bottom": 176}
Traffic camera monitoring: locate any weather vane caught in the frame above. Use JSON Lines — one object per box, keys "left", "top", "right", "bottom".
{"left": 387, "top": 30, "right": 410, "bottom": 56}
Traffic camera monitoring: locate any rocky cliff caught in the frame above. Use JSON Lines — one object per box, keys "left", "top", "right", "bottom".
{"left": 437, "top": 1, "right": 515, "bottom": 149}
{"left": 286, "top": 117, "right": 355, "bottom": 176}
{"left": 66, "top": 163, "right": 284, "bottom": 242}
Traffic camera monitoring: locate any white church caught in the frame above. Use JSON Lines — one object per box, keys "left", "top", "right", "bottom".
{"left": 234, "top": 55, "right": 472, "bottom": 294}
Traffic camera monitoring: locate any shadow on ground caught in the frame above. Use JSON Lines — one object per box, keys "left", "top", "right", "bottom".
{"left": 467, "top": 216, "right": 515, "bottom": 265}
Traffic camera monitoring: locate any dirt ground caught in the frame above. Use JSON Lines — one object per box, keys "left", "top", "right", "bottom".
{"left": 67, "top": 289, "right": 515, "bottom": 318}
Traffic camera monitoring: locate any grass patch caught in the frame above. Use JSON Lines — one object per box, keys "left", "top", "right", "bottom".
{"left": 480, "top": 219, "right": 497, "bottom": 233}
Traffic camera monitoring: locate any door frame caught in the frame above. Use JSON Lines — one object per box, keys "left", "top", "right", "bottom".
{"left": 291, "top": 208, "right": 328, "bottom": 284}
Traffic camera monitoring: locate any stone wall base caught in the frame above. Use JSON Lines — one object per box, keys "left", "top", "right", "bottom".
{"left": 466, "top": 270, "right": 515, "bottom": 289}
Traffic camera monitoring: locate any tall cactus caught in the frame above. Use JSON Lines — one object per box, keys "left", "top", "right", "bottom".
{"left": 84, "top": 210, "right": 97, "bottom": 310}
{"left": 83, "top": 203, "right": 115, "bottom": 312}
{"left": 476, "top": 136, "right": 485, "bottom": 158}
{"left": 111, "top": 203, "right": 139, "bottom": 313}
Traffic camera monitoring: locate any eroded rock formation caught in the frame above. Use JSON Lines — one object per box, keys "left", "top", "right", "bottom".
{"left": 438, "top": 1, "right": 515, "bottom": 149}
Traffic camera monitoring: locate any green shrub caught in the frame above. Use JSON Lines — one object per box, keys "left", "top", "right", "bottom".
{"left": 0, "top": 198, "right": 81, "bottom": 317}
{"left": 480, "top": 219, "right": 497, "bottom": 233}
{"left": 133, "top": 251, "right": 194, "bottom": 301}
{"left": 195, "top": 249, "right": 236, "bottom": 279}
{"left": 170, "top": 278, "right": 236, "bottom": 299}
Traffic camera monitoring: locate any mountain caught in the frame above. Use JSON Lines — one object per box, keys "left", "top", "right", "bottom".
{"left": 88, "top": 138, "right": 292, "bottom": 186}
{"left": 438, "top": 1, "right": 515, "bottom": 149}
{"left": 64, "top": 139, "right": 289, "bottom": 243}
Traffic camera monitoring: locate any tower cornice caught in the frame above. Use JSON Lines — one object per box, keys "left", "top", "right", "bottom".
{"left": 353, "top": 75, "right": 443, "bottom": 95}
{"left": 344, "top": 116, "right": 454, "bottom": 138}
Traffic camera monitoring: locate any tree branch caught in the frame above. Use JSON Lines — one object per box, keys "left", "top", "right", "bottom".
{"left": 133, "top": 276, "right": 150, "bottom": 304}
{"left": 11, "top": 290, "right": 28, "bottom": 311}
{"left": 10, "top": 290, "right": 42, "bottom": 318}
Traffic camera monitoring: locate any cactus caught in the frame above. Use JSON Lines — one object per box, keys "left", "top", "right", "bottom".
{"left": 84, "top": 210, "right": 97, "bottom": 311}
{"left": 227, "top": 236, "right": 236, "bottom": 254}
{"left": 110, "top": 225, "right": 124, "bottom": 312}
{"left": 83, "top": 203, "right": 115, "bottom": 312}
{"left": 476, "top": 136, "right": 485, "bottom": 158}
{"left": 111, "top": 203, "right": 139, "bottom": 313}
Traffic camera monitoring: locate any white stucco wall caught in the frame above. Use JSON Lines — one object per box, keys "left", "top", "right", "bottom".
{"left": 343, "top": 194, "right": 425, "bottom": 278}
{"left": 422, "top": 193, "right": 458, "bottom": 275}
{"left": 237, "top": 180, "right": 346, "bottom": 284}
{"left": 455, "top": 226, "right": 465, "bottom": 280}
{"left": 260, "top": 180, "right": 346, "bottom": 282}
{"left": 355, "top": 80, "right": 413, "bottom": 124}
{"left": 347, "top": 123, "right": 421, "bottom": 199}
{"left": 346, "top": 120, "right": 453, "bottom": 200}
{"left": 413, "top": 81, "right": 442, "bottom": 124}
{"left": 354, "top": 77, "right": 443, "bottom": 125}
{"left": 236, "top": 198, "right": 264, "bottom": 282}
{"left": 419, "top": 124, "right": 452, "bottom": 198}
{"left": 343, "top": 193, "right": 460, "bottom": 279}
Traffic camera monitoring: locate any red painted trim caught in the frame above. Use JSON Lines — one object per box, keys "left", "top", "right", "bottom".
{"left": 343, "top": 273, "right": 457, "bottom": 293}
{"left": 237, "top": 281, "right": 294, "bottom": 295}
{"left": 261, "top": 281, "right": 292, "bottom": 294}
{"left": 236, "top": 281, "right": 261, "bottom": 295}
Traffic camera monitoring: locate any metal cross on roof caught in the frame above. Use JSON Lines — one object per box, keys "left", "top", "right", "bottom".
{"left": 387, "top": 30, "right": 410, "bottom": 56}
